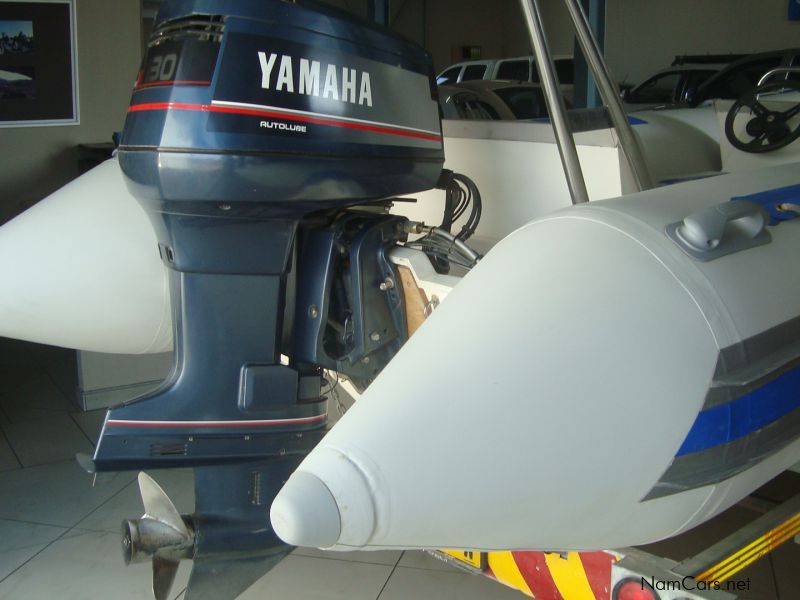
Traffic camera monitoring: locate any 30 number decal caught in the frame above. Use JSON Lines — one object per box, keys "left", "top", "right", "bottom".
{"left": 147, "top": 53, "right": 178, "bottom": 82}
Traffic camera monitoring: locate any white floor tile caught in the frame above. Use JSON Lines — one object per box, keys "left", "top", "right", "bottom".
{"left": 0, "top": 339, "right": 35, "bottom": 368}
{"left": 326, "top": 381, "right": 356, "bottom": 426}
{"left": 0, "top": 460, "right": 135, "bottom": 527}
{"left": 0, "top": 366, "right": 73, "bottom": 423}
{"left": 0, "top": 519, "right": 67, "bottom": 580}
{"left": 77, "top": 468, "right": 194, "bottom": 533}
{"left": 379, "top": 565, "right": 524, "bottom": 600}
{"left": 237, "top": 554, "right": 393, "bottom": 600}
{"left": 70, "top": 409, "right": 107, "bottom": 445}
{"left": 37, "top": 347, "right": 78, "bottom": 405}
{"left": 770, "top": 539, "right": 800, "bottom": 600}
{"left": 733, "top": 556, "right": 779, "bottom": 600}
{"left": 0, "top": 432, "right": 19, "bottom": 473}
{"left": 0, "top": 528, "right": 190, "bottom": 600}
{"left": 291, "top": 546, "right": 401, "bottom": 566}
{"left": 2, "top": 413, "right": 94, "bottom": 467}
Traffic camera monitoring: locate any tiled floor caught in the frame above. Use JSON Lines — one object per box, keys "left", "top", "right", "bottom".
{"left": 0, "top": 337, "right": 797, "bottom": 599}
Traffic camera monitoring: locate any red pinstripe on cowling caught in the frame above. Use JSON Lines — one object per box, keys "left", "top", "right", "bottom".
{"left": 126, "top": 101, "right": 443, "bottom": 142}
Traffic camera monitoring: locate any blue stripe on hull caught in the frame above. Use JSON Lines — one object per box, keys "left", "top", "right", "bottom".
{"left": 677, "top": 365, "right": 800, "bottom": 457}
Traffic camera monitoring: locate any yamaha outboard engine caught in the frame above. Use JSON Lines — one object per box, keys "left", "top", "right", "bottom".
{"left": 88, "top": 1, "right": 443, "bottom": 597}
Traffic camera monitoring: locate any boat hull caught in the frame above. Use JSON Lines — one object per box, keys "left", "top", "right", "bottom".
{"left": 0, "top": 159, "right": 171, "bottom": 354}
{"left": 271, "top": 163, "right": 800, "bottom": 551}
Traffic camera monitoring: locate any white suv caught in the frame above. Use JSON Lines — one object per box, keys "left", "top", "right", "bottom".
{"left": 436, "top": 60, "right": 498, "bottom": 85}
{"left": 436, "top": 55, "right": 575, "bottom": 85}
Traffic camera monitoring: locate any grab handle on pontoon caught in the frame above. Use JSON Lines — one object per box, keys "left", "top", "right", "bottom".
{"left": 666, "top": 201, "right": 771, "bottom": 261}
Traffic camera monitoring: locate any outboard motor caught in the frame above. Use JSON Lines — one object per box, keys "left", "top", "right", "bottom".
{"left": 88, "top": 1, "right": 443, "bottom": 597}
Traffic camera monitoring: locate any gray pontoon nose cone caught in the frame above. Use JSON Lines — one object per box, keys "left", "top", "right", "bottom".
{"left": 270, "top": 471, "right": 342, "bottom": 548}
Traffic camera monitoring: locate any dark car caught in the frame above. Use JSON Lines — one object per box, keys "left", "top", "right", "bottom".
{"left": 623, "top": 64, "right": 724, "bottom": 109}
{"left": 688, "top": 48, "right": 800, "bottom": 106}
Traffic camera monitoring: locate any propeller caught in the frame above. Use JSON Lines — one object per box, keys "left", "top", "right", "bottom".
{"left": 115, "top": 460, "right": 303, "bottom": 599}
{"left": 123, "top": 472, "right": 194, "bottom": 600}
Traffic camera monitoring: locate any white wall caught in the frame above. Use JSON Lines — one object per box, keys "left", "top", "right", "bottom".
{"left": 422, "top": 0, "right": 799, "bottom": 83}
{"left": 0, "top": 0, "right": 141, "bottom": 224}
{"left": 310, "top": 0, "right": 575, "bottom": 73}
{"left": 424, "top": 0, "right": 574, "bottom": 71}
{"left": 424, "top": 0, "right": 516, "bottom": 70}
{"left": 605, "top": 0, "right": 800, "bottom": 84}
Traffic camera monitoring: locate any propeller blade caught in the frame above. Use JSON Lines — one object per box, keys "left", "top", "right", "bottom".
{"left": 138, "top": 472, "right": 191, "bottom": 537}
{"left": 153, "top": 557, "right": 180, "bottom": 600}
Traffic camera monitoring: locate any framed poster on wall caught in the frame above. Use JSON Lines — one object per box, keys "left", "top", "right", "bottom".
{"left": 0, "top": 0, "right": 77, "bottom": 127}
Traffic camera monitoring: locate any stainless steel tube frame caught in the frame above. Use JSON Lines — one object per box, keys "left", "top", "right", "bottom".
{"left": 757, "top": 67, "right": 800, "bottom": 87}
{"left": 519, "top": 0, "right": 590, "bottom": 205}
{"left": 563, "top": 0, "right": 654, "bottom": 191}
